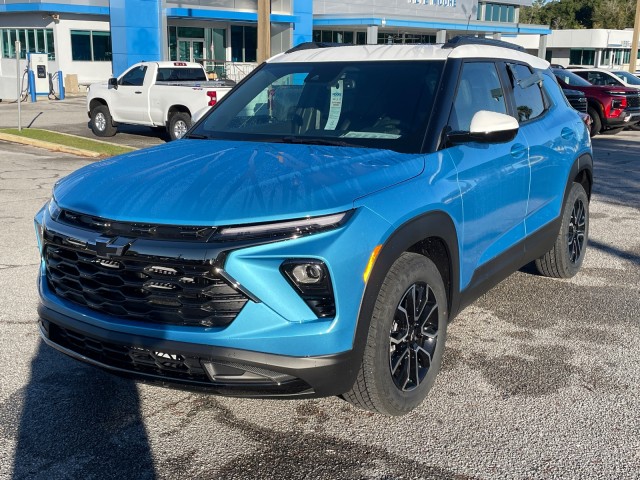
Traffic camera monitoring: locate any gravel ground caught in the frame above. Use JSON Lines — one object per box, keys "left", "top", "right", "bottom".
{"left": 0, "top": 127, "right": 638, "bottom": 479}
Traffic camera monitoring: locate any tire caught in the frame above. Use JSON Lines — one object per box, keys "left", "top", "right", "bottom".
{"left": 535, "top": 182, "right": 589, "bottom": 279}
{"left": 168, "top": 112, "right": 191, "bottom": 140}
{"left": 90, "top": 105, "right": 117, "bottom": 137}
{"left": 343, "top": 253, "right": 448, "bottom": 416}
{"left": 587, "top": 107, "right": 601, "bottom": 137}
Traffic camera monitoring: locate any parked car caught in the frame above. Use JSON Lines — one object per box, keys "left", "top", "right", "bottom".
{"left": 87, "top": 61, "right": 235, "bottom": 140}
{"left": 610, "top": 70, "right": 640, "bottom": 88}
{"left": 554, "top": 68, "right": 640, "bottom": 135}
{"left": 563, "top": 88, "right": 591, "bottom": 128}
{"left": 36, "top": 38, "right": 592, "bottom": 415}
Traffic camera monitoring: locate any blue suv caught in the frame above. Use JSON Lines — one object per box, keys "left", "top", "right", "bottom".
{"left": 35, "top": 38, "right": 592, "bottom": 415}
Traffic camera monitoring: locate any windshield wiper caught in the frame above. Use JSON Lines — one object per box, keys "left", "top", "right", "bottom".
{"left": 281, "top": 136, "right": 355, "bottom": 147}
{"left": 183, "top": 133, "right": 210, "bottom": 140}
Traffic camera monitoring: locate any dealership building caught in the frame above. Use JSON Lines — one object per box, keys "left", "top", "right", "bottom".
{"left": 0, "top": 0, "right": 566, "bottom": 100}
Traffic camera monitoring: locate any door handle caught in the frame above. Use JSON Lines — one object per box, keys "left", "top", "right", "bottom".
{"left": 561, "top": 127, "right": 575, "bottom": 140}
{"left": 510, "top": 143, "right": 527, "bottom": 158}
{"left": 135, "top": 91, "right": 142, "bottom": 94}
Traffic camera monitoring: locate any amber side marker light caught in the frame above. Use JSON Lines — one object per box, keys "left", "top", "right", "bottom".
{"left": 363, "top": 245, "right": 382, "bottom": 283}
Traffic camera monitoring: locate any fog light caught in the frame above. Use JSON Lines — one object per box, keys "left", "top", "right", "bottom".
{"left": 281, "top": 260, "right": 336, "bottom": 318}
{"left": 292, "top": 263, "right": 324, "bottom": 284}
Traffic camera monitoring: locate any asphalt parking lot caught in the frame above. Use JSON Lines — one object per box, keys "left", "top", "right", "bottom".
{"left": 0, "top": 98, "right": 638, "bottom": 479}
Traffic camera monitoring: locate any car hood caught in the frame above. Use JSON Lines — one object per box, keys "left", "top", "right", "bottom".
{"left": 53, "top": 140, "right": 424, "bottom": 225}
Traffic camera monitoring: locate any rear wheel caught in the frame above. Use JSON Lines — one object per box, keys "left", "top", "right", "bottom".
{"left": 587, "top": 107, "right": 601, "bottom": 137}
{"left": 90, "top": 105, "right": 117, "bottom": 137}
{"left": 535, "top": 182, "right": 589, "bottom": 278}
{"left": 343, "top": 253, "right": 448, "bottom": 416}
{"left": 168, "top": 112, "right": 191, "bottom": 140}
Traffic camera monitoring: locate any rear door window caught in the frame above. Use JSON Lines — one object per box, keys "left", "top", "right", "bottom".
{"left": 508, "top": 63, "right": 546, "bottom": 123}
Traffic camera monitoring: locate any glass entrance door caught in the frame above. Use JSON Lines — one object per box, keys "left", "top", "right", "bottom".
{"left": 177, "top": 39, "right": 205, "bottom": 62}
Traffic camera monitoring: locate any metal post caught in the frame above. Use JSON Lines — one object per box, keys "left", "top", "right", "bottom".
{"left": 630, "top": 0, "right": 640, "bottom": 73}
{"left": 15, "top": 41, "right": 22, "bottom": 131}
{"left": 257, "top": 0, "right": 271, "bottom": 64}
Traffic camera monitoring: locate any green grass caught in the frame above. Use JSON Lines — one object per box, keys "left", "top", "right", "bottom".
{"left": 0, "top": 128, "right": 135, "bottom": 157}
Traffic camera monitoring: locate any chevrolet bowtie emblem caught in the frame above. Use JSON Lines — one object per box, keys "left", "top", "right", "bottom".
{"left": 87, "top": 236, "right": 132, "bottom": 258}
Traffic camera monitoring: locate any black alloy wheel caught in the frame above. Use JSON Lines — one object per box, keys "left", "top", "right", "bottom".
{"left": 389, "top": 282, "right": 439, "bottom": 391}
{"left": 567, "top": 196, "right": 586, "bottom": 264}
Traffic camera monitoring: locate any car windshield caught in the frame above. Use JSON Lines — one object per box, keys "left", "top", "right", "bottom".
{"left": 612, "top": 71, "right": 640, "bottom": 86}
{"left": 553, "top": 69, "right": 592, "bottom": 87}
{"left": 190, "top": 60, "right": 444, "bottom": 153}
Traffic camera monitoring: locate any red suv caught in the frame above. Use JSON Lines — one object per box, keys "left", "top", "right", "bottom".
{"left": 553, "top": 68, "right": 640, "bottom": 136}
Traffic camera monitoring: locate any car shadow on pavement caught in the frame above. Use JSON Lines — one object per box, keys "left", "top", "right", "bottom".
{"left": 5, "top": 340, "right": 156, "bottom": 480}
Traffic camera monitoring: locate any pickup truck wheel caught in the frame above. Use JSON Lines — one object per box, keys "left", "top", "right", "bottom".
{"left": 168, "top": 112, "right": 191, "bottom": 140}
{"left": 587, "top": 107, "right": 601, "bottom": 137}
{"left": 343, "top": 253, "right": 447, "bottom": 416}
{"left": 535, "top": 182, "right": 589, "bottom": 279}
{"left": 90, "top": 105, "right": 117, "bottom": 137}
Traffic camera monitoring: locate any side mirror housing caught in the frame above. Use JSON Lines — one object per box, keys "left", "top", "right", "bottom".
{"left": 108, "top": 77, "right": 118, "bottom": 89}
{"left": 448, "top": 110, "right": 519, "bottom": 145}
{"left": 469, "top": 110, "right": 519, "bottom": 143}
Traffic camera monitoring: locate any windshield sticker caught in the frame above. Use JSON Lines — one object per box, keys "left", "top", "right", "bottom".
{"left": 342, "top": 132, "right": 401, "bottom": 139}
{"left": 325, "top": 80, "right": 344, "bottom": 131}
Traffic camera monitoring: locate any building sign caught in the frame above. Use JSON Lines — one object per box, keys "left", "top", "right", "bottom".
{"left": 315, "top": 0, "right": 478, "bottom": 21}
{"left": 409, "top": 0, "right": 458, "bottom": 8}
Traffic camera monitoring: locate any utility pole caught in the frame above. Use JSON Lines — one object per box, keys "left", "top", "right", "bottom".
{"left": 16, "top": 41, "right": 22, "bottom": 131}
{"left": 257, "top": 0, "right": 271, "bottom": 64}
{"left": 631, "top": 0, "right": 640, "bottom": 73}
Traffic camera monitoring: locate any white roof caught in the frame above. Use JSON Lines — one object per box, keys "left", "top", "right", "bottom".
{"left": 269, "top": 44, "right": 549, "bottom": 70}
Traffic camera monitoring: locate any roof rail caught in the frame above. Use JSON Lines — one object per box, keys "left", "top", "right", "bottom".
{"left": 443, "top": 35, "right": 525, "bottom": 53}
{"left": 285, "top": 42, "right": 347, "bottom": 54}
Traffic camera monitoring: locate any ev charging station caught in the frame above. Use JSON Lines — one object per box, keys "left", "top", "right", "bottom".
{"left": 27, "top": 53, "right": 65, "bottom": 102}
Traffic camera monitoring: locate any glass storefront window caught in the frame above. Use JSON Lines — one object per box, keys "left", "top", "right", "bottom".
{"left": 569, "top": 49, "right": 595, "bottom": 66}
{"left": 71, "top": 30, "right": 111, "bottom": 61}
{"left": 231, "top": 25, "right": 257, "bottom": 63}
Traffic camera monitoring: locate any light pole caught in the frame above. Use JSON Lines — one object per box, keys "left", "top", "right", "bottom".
{"left": 257, "top": 0, "right": 271, "bottom": 64}
{"left": 630, "top": 0, "right": 640, "bottom": 72}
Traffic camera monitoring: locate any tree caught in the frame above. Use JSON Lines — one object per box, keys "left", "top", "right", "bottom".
{"left": 520, "top": 0, "right": 636, "bottom": 30}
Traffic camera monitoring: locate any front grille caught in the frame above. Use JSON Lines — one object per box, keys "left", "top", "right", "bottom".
{"left": 58, "top": 209, "right": 217, "bottom": 242}
{"left": 45, "top": 245, "right": 248, "bottom": 327}
{"left": 626, "top": 93, "right": 640, "bottom": 108}
{"left": 568, "top": 96, "right": 588, "bottom": 113}
{"left": 48, "top": 322, "right": 210, "bottom": 382}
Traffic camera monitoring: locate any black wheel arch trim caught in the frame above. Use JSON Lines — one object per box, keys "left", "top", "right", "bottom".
{"left": 347, "top": 211, "right": 461, "bottom": 390}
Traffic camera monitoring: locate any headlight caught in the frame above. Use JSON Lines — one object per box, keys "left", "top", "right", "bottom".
{"left": 216, "top": 211, "right": 352, "bottom": 241}
{"left": 47, "top": 197, "right": 61, "bottom": 220}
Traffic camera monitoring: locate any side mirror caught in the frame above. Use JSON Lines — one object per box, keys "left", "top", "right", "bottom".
{"left": 468, "top": 110, "right": 519, "bottom": 143}
{"left": 108, "top": 77, "right": 118, "bottom": 89}
{"left": 447, "top": 110, "right": 519, "bottom": 145}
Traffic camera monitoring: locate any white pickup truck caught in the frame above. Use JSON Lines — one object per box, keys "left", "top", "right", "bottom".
{"left": 87, "top": 61, "right": 234, "bottom": 140}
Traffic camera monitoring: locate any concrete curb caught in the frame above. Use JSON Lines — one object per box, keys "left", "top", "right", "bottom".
{"left": 0, "top": 132, "right": 103, "bottom": 158}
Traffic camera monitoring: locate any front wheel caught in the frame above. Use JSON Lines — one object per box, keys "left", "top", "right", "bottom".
{"left": 168, "top": 112, "right": 191, "bottom": 141}
{"left": 535, "top": 182, "right": 589, "bottom": 278}
{"left": 587, "top": 107, "right": 601, "bottom": 137}
{"left": 343, "top": 253, "right": 448, "bottom": 416}
{"left": 90, "top": 105, "right": 117, "bottom": 137}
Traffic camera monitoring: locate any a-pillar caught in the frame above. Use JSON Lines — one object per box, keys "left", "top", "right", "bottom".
{"left": 109, "top": 0, "right": 164, "bottom": 77}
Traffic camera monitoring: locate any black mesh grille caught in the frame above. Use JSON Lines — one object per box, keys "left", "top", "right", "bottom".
{"left": 568, "top": 96, "right": 588, "bottom": 113}
{"left": 44, "top": 245, "right": 248, "bottom": 327}
{"left": 626, "top": 93, "right": 640, "bottom": 109}
{"left": 48, "top": 323, "right": 211, "bottom": 382}
{"left": 58, "top": 209, "right": 216, "bottom": 242}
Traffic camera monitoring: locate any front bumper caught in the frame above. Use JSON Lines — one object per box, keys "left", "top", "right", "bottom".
{"left": 606, "top": 107, "right": 640, "bottom": 127}
{"left": 38, "top": 303, "right": 358, "bottom": 397}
